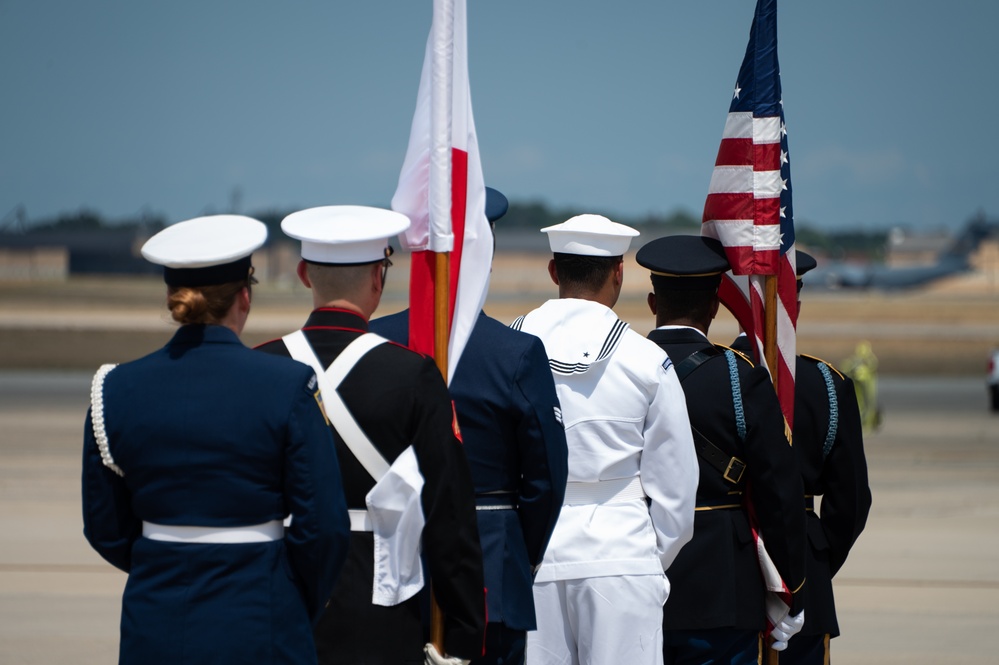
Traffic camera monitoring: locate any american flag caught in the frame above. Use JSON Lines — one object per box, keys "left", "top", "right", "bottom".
{"left": 702, "top": 0, "right": 797, "bottom": 430}
{"left": 701, "top": 0, "right": 798, "bottom": 637}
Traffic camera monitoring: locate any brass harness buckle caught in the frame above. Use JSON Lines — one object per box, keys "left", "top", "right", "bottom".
{"left": 723, "top": 457, "right": 747, "bottom": 484}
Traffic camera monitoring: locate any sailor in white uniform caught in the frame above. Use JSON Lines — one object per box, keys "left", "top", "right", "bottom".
{"left": 512, "top": 215, "right": 697, "bottom": 665}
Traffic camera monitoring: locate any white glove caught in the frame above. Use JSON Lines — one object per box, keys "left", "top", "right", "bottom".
{"left": 424, "top": 643, "right": 470, "bottom": 665}
{"left": 769, "top": 610, "right": 805, "bottom": 651}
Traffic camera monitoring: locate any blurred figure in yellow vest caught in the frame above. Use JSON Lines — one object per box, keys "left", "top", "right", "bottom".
{"left": 841, "top": 341, "right": 881, "bottom": 432}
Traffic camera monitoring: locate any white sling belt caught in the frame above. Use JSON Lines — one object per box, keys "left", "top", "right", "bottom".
{"left": 283, "top": 330, "right": 426, "bottom": 607}
{"left": 563, "top": 477, "right": 647, "bottom": 505}
{"left": 143, "top": 520, "right": 284, "bottom": 543}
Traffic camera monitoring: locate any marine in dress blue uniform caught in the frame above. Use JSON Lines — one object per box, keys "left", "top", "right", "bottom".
{"left": 636, "top": 235, "right": 808, "bottom": 665}
{"left": 255, "top": 206, "right": 486, "bottom": 665}
{"left": 371, "top": 188, "right": 568, "bottom": 665}
{"left": 778, "top": 253, "right": 872, "bottom": 665}
{"left": 82, "top": 215, "right": 351, "bottom": 665}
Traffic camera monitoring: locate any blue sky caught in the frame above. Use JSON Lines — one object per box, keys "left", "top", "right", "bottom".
{"left": 2, "top": 1, "right": 997, "bottom": 232}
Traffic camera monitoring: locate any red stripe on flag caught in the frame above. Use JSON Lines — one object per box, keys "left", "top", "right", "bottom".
{"left": 715, "top": 137, "right": 753, "bottom": 166}
{"left": 776, "top": 255, "right": 798, "bottom": 428}
{"left": 754, "top": 197, "right": 782, "bottom": 228}
{"left": 703, "top": 192, "right": 755, "bottom": 223}
{"left": 405, "top": 147, "right": 469, "bottom": 359}
{"left": 447, "top": 147, "right": 469, "bottom": 327}
{"left": 721, "top": 245, "right": 761, "bottom": 274}
{"left": 408, "top": 250, "right": 436, "bottom": 356}
{"left": 753, "top": 142, "right": 781, "bottom": 171}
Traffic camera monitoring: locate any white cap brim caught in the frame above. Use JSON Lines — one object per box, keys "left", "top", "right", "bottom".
{"left": 282, "top": 206, "right": 411, "bottom": 264}
{"left": 140, "top": 215, "right": 268, "bottom": 268}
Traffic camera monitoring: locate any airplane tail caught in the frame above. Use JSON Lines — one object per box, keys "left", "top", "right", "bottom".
{"left": 941, "top": 213, "right": 996, "bottom": 261}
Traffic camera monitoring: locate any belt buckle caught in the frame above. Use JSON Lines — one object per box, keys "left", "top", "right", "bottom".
{"left": 723, "top": 457, "right": 746, "bottom": 484}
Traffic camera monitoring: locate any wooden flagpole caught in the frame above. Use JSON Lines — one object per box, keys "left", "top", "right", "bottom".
{"left": 763, "top": 274, "right": 779, "bottom": 385}
{"left": 764, "top": 272, "right": 779, "bottom": 665}
{"left": 429, "top": 251, "right": 450, "bottom": 651}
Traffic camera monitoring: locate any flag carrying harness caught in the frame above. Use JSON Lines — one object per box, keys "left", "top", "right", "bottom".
{"left": 673, "top": 346, "right": 747, "bottom": 485}
{"left": 281, "top": 330, "right": 427, "bottom": 607}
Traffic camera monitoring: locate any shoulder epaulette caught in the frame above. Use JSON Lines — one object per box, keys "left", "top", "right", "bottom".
{"left": 801, "top": 353, "right": 845, "bottom": 380}
{"left": 715, "top": 344, "right": 753, "bottom": 367}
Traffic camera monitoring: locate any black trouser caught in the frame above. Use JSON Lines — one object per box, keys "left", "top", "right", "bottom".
{"left": 314, "top": 534, "right": 423, "bottom": 665}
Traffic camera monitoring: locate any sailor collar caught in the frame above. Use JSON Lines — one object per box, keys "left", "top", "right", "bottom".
{"left": 512, "top": 299, "right": 629, "bottom": 376}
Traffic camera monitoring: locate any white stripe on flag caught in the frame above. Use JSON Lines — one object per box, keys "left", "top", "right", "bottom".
{"left": 753, "top": 170, "right": 783, "bottom": 199}
{"left": 753, "top": 116, "right": 782, "bottom": 144}
{"left": 708, "top": 165, "right": 754, "bottom": 194}
{"left": 702, "top": 219, "right": 756, "bottom": 246}
{"left": 723, "top": 111, "right": 754, "bottom": 139}
{"left": 753, "top": 224, "right": 782, "bottom": 251}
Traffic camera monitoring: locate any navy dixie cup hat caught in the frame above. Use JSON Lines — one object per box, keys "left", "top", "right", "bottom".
{"left": 140, "top": 215, "right": 268, "bottom": 287}
{"left": 542, "top": 214, "right": 640, "bottom": 257}
{"left": 635, "top": 235, "right": 731, "bottom": 291}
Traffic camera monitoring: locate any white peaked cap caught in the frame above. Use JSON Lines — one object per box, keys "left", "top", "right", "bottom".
{"left": 541, "top": 214, "right": 640, "bottom": 257}
{"left": 281, "top": 206, "right": 411, "bottom": 264}
{"left": 141, "top": 215, "right": 267, "bottom": 268}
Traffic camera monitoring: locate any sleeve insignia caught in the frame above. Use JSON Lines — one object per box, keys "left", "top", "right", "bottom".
{"left": 313, "top": 388, "right": 331, "bottom": 426}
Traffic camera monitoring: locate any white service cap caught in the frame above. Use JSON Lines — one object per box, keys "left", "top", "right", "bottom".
{"left": 281, "top": 206, "right": 411, "bottom": 264}
{"left": 541, "top": 214, "right": 640, "bottom": 257}
{"left": 140, "top": 214, "right": 267, "bottom": 286}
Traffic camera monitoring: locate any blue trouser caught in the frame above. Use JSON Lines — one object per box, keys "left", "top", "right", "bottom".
{"left": 778, "top": 633, "right": 829, "bottom": 664}
{"left": 664, "top": 628, "right": 762, "bottom": 665}
{"left": 471, "top": 622, "right": 526, "bottom": 665}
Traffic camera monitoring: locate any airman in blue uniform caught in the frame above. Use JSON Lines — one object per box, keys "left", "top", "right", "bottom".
{"left": 371, "top": 189, "right": 568, "bottom": 665}
{"left": 82, "top": 215, "right": 351, "bottom": 664}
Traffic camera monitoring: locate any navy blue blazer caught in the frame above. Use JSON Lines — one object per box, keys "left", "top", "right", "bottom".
{"left": 82, "top": 324, "right": 350, "bottom": 664}
{"left": 371, "top": 310, "right": 568, "bottom": 631}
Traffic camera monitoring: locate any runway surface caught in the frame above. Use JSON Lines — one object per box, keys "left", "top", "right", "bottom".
{"left": 0, "top": 371, "right": 996, "bottom": 664}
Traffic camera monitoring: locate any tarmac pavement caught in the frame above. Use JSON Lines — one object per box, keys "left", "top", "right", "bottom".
{"left": 0, "top": 371, "right": 996, "bottom": 664}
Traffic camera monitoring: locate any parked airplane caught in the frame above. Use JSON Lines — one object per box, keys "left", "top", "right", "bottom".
{"left": 805, "top": 216, "right": 997, "bottom": 290}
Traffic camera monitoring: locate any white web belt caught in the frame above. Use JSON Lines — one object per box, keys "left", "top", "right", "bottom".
{"left": 142, "top": 520, "right": 284, "bottom": 543}
{"left": 563, "top": 477, "right": 647, "bottom": 505}
{"left": 349, "top": 509, "right": 373, "bottom": 532}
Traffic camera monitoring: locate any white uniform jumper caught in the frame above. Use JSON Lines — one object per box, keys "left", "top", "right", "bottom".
{"left": 514, "top": 299, "right": 698, "bottom": 665}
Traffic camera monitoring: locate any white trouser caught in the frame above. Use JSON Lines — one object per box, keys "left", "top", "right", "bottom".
{"left": 527, "top": 575, "right": 669, "bottom": 665}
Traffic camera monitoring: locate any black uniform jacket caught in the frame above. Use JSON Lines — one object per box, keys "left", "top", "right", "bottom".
{"left": 648, "top": 327, "right": 807, "bottom": 631}
{"left": 793, "top": 355, "right": 872, "bottom": 637}
{"left": 257, "top": 308, "right": 486, "bottom": 660}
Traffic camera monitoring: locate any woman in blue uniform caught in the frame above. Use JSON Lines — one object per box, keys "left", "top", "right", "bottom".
{"left": 81, "top": 215, "right": 350, "bottom": 664}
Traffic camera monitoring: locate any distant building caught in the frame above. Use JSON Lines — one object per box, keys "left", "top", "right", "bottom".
{"left": 0, "top": 228, "right": 158, "bottom": 279}
{"left": 884, "top": 227, "right": 952, "bottom": 267}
